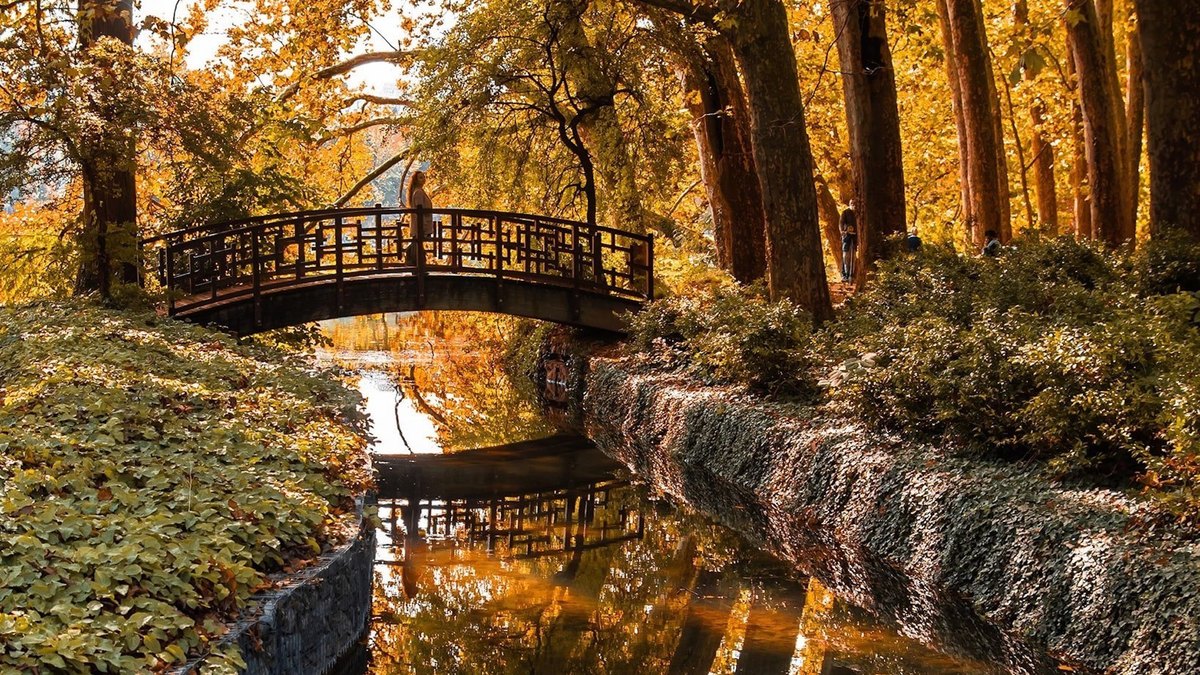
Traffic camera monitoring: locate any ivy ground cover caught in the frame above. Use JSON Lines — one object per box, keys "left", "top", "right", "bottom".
{"left": 0, "top": 301, "right": 371, "bottom": 673}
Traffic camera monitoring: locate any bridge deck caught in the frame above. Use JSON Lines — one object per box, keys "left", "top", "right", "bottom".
{"left": 142, "top": 206, "right": 653, "bottom": 334}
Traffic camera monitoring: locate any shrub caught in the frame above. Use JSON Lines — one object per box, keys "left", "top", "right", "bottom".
{"left": 629, "top": 284, "right": 817, "bottom": 398}
{"left": 821, "top": 234, "right": 1200, "bottom": 510}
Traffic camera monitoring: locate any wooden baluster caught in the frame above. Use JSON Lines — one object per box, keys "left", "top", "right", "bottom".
{"left": 252, "top": 228, "right": 262, "bottom": 328}
{"left": 295, "top": 219, "right": 305, "bottom": 280}
{"left": 592, "top": 230, "right": 604, "bottom": 287}
{"left": 211, "top": 236, "right": 220, "bottom": 302}
{"left": 335, "top": 215, "right": 344, "bottom": 311}
{"left": 493, "top": 216, "right": 504, "bottom": 310}
{"left": 646, "top": 234, "right": 655, "bottom": 300}
{"left": 165, "top": 244, "right": 176, "bottom": 316}
{"left": 450, "top": 211, "right": 460, "bottom": 270}
{"left": 571, "top": 220, "right": 582, "bottom": 321}
{"left": 375, "top": 204, "right": 384, "bottom": 272}
{"left": 415, "top": 205, "right": 425, "bottom": 307}
{"left": 525, "top": 219, "right": 533, "bottom": 276}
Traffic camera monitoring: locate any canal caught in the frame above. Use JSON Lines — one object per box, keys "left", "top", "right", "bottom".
{"left": 322, "top": 313, "right": 994, "bottom": 674}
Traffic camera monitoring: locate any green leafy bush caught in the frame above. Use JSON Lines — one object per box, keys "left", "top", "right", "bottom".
{"left": 629, "top": 285, "right": 817, "bottom": 398}
{"left": 821, "top": 235, "right": 1200, "bottom": 515}
{"left": 0, "top": 301, "right": 371, "bottom": 672}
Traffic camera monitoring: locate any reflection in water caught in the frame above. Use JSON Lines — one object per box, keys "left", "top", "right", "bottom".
{"left": 321, "top": 312, "right": 554, "bottom": 453}
{"left": 363, "top": 440, "right": 987, "bottom": 675}
{"left": 325, "top": 315, "right": 994, "bottom": 674}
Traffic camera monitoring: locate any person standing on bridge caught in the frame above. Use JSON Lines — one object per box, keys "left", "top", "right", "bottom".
{"left": 407, "top": 171, "right": 434, "bottom": 266}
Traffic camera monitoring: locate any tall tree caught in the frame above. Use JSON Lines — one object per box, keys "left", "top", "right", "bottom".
{"left": 724, "top": 0, "right": 832, "bottom": 319}
{"left": 638, "top": 0, "right": 833, "bottom": 321}
{"left": 1124, "top": 3, "right": 1145, "bottom": 229}
{"left": 1065, "top": 0, "right": 1133, "bottom": 246}
{"left": 666, "top": 569, "right": 735, "bottom": 674}
{"left": 1030, "top": 101, "right": 1059, "bottom": 231}
{"left": 1135, "top": 0, "right": 1200, "bottom": 238}
{"left": 1066, "top": 47, "right": 1094, "bottom": 239}
{"left": 830, "top": 0, "right": 906, "bottom": 286}
{"left": 1014, "top": 0, "right": 1058, "bottom": 232}
{"left": 677, "top": 34, "right": 767, "bottom": 283}
{"left": 74, "top": 0, "right": 139, "bottom": 296}
{"left": 555, "top": 0, "right": 647, "bottom": 233}
{"left": 937, "top": 0, "right": 1011, "bottom": 246}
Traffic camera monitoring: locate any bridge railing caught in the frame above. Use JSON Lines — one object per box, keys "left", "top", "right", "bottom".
{"left": 140, "top": 206, "right": 654, "bottom": 317}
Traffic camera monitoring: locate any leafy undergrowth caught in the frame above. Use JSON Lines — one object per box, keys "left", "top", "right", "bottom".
{"left": 627, "top": 283, "right": 818, "bottom": 398}
{"left": 0, "top": 301, "right": 371, "bottom": 673}
{"left": 628, "top": 234, "right": 1200, "bottom": 525}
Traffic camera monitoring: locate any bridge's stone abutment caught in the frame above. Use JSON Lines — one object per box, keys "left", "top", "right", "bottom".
{"left": 577, "top": 357, "right": 1200, "bottom": 674}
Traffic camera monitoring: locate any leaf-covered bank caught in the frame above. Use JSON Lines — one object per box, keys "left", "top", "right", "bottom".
{"left": 0, "top": 301, "right": 371, "bottom": 673}
{"left": 629, "top": 234, "right": 1200, "bottom": 523}
{"left": 583, "top": 360, "right": 1200, "bottom": 673}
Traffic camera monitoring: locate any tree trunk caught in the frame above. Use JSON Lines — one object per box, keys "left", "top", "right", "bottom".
{"left": 724, "top": 0, "right": 833, "bottom": 321}
{"left": 1030, "top": 101, "right": 1059, "bottom": 231}
{"left": 1134, "top": 0, "right": 1200, "bottom": 238}
{"left": 830, "top": 0, "right": 906, "bottom": 287}
{"left": 937, "top": 0, "right": 1010, "bottom": 247}
{"left": 989, "top": 59, "right": 1013, "bottom": 241}
{"left": 732, "top": 580, "right": 806, "bottom": 675}
{"left": 75, "top": 0, "right": 139, "bottom": 298}
{"left": 1067, "top": 45, "right": 1094, "bottom": 239}
{"left": 1125, "top": 6, "right": 1145, "bottom": 229}
{"left": 557, "top": 1, "right": 646, "bottom": 234}
{"left": 816, "top": 174, "right": 845, "bottom": 271}
{"left": 1066, "top": 0, "right": 1133, "bottom": 246}
{"left": 679, "top": 36, "right": 768, "bottom": 283}
{"left": 936, "top": 0, "right": 973, "bottom": 244}
{"left": 666, "top": 569, "right": 735, "bottom": 675}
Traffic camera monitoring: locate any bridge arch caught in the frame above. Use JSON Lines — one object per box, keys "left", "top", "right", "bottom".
{"left": 141, "top": 206, "right": 653, "bottom": 335}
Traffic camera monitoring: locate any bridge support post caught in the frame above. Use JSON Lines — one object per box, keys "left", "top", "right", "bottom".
{"left": 374, "top": 205, "right": 384, "bottom": 272}
{"left": 335, "top": 215, "right": 345, "bottom": 312}
{"left": 252, "top": 230, "right": 263, "bottom": 329}
{"left": 570, "top": 220, "right": 582, "bottom": 321}
{"left": 415, "top": 206, "right": 426, "bottom": 308}
{"left": 493, "top": 214, "right": 504, "bottom": 312}
{"left": 647, "top": 234, "right": 655, "bottom": 301}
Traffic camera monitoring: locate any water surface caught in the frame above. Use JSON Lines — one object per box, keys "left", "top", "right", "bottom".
{"left": 324, "top": 313, "right": 994, "bottom": 674}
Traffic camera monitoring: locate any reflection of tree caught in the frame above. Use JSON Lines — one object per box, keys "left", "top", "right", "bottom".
{"left": 734, "top": 578, "right": 807, "bottom": 675}
{"left": 323, "top": 312, "right": 555, "bottom": 451}
{"left": 367, "top": 483, "right": 980, "bottom": 674}
{"left": 667, "top": 568, "right": 738, "bottom": 674}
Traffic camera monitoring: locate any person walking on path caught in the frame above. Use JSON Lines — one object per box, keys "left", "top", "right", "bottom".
{"left": 839, "top": 200, "right": 858, "bottom": 282}
{"left": 407, "top": 171, "right": 434, "bottom": 266}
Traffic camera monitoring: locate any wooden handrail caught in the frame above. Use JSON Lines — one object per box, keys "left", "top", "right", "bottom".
{"left": 140, "top": 205, "right": 653, "bottom": 321}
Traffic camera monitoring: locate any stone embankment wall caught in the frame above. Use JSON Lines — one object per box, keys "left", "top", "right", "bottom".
{"left": 583, "top": 359, "right": 1200, "bottom": 674}
{"left": 176, "top": 507, "right": 375, "bottom": 675}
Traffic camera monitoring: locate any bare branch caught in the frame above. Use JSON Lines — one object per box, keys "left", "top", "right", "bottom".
{"left": 275, "top": 50, "right": 414, "bottom": 104}
{"left": 317, "top": 116, "right": 408, "bottom": 144}
{"left": 332, "top": 149, "right": 410, "bottom": 207}
{"left": 343, "top": 93, "right": 414, "bottom": 108}
{"left": 630, "top": 0, "right": 716, "bottom": 24}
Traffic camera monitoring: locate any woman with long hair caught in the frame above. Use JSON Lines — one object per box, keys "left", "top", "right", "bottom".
{"left": 407, "top": 170, "right": 433, "bottom": 266}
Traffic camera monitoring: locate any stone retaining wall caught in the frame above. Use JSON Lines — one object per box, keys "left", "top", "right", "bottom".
{"left": 583, "top": 359, "right": 1200, "bottom": 674}
{"left": 177, "top": 503, "right": 375, "bottom": 675}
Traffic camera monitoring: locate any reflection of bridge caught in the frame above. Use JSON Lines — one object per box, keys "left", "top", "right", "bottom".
{"left": 141, "top": 206, "right": 654, "bottom": 334}
{"left": 374, "top": 435, "right": 644, "bottom": 597}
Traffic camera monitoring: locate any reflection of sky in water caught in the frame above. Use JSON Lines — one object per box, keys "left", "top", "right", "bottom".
{"left": 358, "top": 370, "right": 442, "bottom": 455}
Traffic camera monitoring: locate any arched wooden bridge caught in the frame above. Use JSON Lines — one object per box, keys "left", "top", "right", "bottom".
{"left": 141, "top": 206, "right": 654, "bottom": 334}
